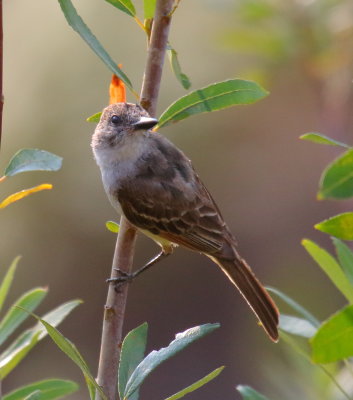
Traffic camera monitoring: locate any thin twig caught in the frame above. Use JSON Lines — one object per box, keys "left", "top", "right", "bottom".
{"left": 95, "top": 1, "right": 175, "bottom": 399}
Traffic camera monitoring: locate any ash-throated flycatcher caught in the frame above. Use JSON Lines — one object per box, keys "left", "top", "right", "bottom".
{"left": 91, "top": 102, "right": 279, "bottom": 342}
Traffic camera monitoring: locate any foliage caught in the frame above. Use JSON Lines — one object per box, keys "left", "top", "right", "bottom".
{"left": 0, "top": 258, "right": 80, "bottom": 399}
{"left": 27, "top": 319, "right": 222, "bottom": 400}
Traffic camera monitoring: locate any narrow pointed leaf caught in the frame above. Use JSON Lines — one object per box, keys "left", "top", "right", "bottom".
{"left": 300, "top": 133, "right": 349, "bottom": 148}
{"left": 266, "top": 286, "right": 320, "bottom": 326}
{"left": 23, "top": 310, "right": 107, "bottom": 399}
{"left": 164, "top": 366, "right": 224, "bottom": 400}
{"left": 118, "top": 322, "right": 148, "bottom": 400}
{"left": 0, "top": 184, "right": 53, "bottom": 209}
{"left": 318, "top": 148, "right": 353, "bottom": 199}
{"left": 311, "top": 305, "right": 353, "bottom": 363}
{"left": 24, "top": 391, "right": 41, "bottom": 400}
{"left": 167, "top": 44, "right": 191, "bottom": 90}
{"left": 87, "top": 112, "right": 102, "bottom": 123}
{"left": 237, "top": 385, "right": 271, "bottom": 400}
{"left": 302, "top": 239, "right": 353, "bottom": 303}
{"left": 3, "top": 379, "right": 78, "bottom": 400}
{"left": 143, "top": 0, "right": 156, "bottom": 19}
{"left": 4, "top": 149, "right": 62, "bottom": 177}
{"left": 0, "top": 256, "right": 20, "bottom": 313}
{"left": 156, "top": 79, "right": 268, "bottom": 129}
{"left": 106, "top": 221, "right": 120, "bottom": 233}
{"left": 124, "top": 323, "right": 219, "bottom": 399}
{"left": 58, "top": 0, "right": 133, "bottom": 91}
{"left": 315, "top": 213, "right": 353, "bottom": 240}
{"left": 333, "top": 238, "right": 353, "bottom": 286}
{"left": 0, "top": 288, "right": 47, "bottom": 347}
{"left": 104, "top": 0, "right": 136, "bottom": 16}
{"left": 279, "top": 314, "right": 317, "bottom": 338}
{"left": 0, "top": 332, "right": 41, "bottom": 379}
{"left": 0, "top": 300, "right": 81, "bottom": 379}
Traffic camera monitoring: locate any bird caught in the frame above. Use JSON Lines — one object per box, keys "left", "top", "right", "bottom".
{"left": 91, "top": 102, "right": 279, "bottom": 342}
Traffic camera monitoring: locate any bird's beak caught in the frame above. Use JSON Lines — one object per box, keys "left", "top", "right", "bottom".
{"left": 132, "top": 116, "right": 158, "bottom": 130}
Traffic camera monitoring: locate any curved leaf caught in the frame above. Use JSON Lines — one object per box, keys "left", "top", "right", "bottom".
{"left": 302, "top": 239, "right": 353, "bottom": 303}
{"left": 311, "top": 305, "right": 353, "bottom": 363}
{"left": 237, "top": 385, "right": 271, "bottom": 400}
{"left": 87, "top": 112, "right": 102, "bottom": 123}
{"left": 124, "top": 323, "right": 219, "bottom": 399}
{"left": 165, "top": 366, "right": 224, "bottom": 400}
{"left": 333, "top": 238, "right": 353, "bottom": 286}
{"left": 104, "top": 0, "right": 136, "bottom": 16}
{"left": 315, "top": 213, "right": 353, "bottom": 240}
{"left": 0, "top": 300, "right": 81, "bottom": 379}
{"left": 4, "top": 149, "right": 62, "bottom": 177}
{"left": 106, "top": 221, "right": 120, "bottom": 233}
{"left": 0, "top": 184, "right": 53, "bottom": 209}
{"left": 143, "top": 0, "right": 156, "bottom": 19}
{"left": 318, "top": 148, "right": 353, "bottom": 199}
{"left": 156, "top": 79, "right": 268, "bottom": 128}
{"left": 58, "top": 0, "right": 133, "bottom": 91}
{"left": 3, "top": 379, "right": 78, "bottom": 400}
{"left": 167, "top": 44, "right": 191, "bottom": 90}
{"left": 0, "top": 288, "right": 47, "bottom": 347}
{"left": 118, "top": 323, "right": 148, "bottom": 400}
{"left": 279, "top": 314, "right": 317, "bottom": 338}
{"left": 300, "top": 133, "right": 349, "bottom": 148}
{"left": 0, "top": 256, "right": 20, "bottom": 313}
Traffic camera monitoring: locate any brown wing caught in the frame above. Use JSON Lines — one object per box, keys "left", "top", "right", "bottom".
{"left": 117, "top": 134, "right": 236, "bottom": 258}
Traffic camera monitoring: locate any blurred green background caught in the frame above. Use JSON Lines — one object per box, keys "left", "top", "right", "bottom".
{"left": 2, "top": 0, "right": 353, "bottom": 398}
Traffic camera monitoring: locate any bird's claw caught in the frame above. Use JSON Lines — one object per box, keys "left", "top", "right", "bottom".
{"left": 106, "top": 268, "right": 134, "bottom": 292}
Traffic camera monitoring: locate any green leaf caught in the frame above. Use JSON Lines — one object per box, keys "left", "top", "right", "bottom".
{"left": 318, "top": 148, "right": 353, "bottom": 199}
{"left": 143, "top": 0, "right": 156, "bottom": 19}
{"left": 266, "top": 286, "right": 320, "bottom": 327}
{"left": 167, "top": 44, "right": 191, "bottom": 90}
{"left": 4, "top": 379, "right": 79, "bottom": 400}
{"left": 164, "top": 366, "right": 224, "bottom": 400}
{"left": 315, "top": 213, "right": 353, "bottom": 240}
{"left": 333, "top": 238, "right": 353, "bottom": 286}
{"left": 106, "top": 221, "right": 120, "bottom": 233}
{"left": 311, "top": 305, "right": 353, "bottom": 363}
{"left": 0, "top": 300, "right": 81, "bottom": 378}
{"left": 124, "top": 323, "right": 219, "bottom": 399}
{"left": 118, "top": 322, "right": 148, "bottom": 400}
{"left": 24, "top": 391, "right": 41, "bottom": 400}
{"left": 237, "top": 385, "right": 271, "bottom": 400}
{"left": 24, "top": 310, "right": 107, "bottom": 400}
{"left": 302, "top": 239, "right": 353, "bottom": 303}
{"left": 104, "top": 0, "right": 136, "bottom": 17}
{"left": 156, "top": 79, "right": 268, "bottom": 128}
{"left": 4, "top": 149, "right": 62, "bottom": 177}
{"left": 87, "top": 112, "right": 102, "bottom": 123}
{"left": 300, "top": 133, "right": 349, "bottom": 148}
{"left": 279, "top": 314, "right": 317, "bottom": 338}
{"left": 0, "top": 288, "right": 47, "bottom": 347}
{"left": 0, "top": 256, "right": 20, "bottom": 313}
{"left": 0, "top": 332, "right": 40, "bottom": 379}
{"left": 58, "top": 0, "right": 134, "bottom": 92}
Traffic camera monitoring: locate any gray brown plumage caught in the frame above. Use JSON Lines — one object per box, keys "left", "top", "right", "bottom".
{"left": 91, "top": 102, "right": 279, "bottom": 342}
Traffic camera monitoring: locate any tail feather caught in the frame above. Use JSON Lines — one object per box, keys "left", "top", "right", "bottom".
{"left": 214, "top": 256, "right": 279, "bottom": 342}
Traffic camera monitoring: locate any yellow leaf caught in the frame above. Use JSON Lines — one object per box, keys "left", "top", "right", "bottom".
{"left": 0, "top": 184, "right": 52, "bottom": 209}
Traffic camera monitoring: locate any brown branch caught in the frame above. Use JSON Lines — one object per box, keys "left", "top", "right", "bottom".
{"left": 95, "top": 1, "right": 175, "bottom": 399}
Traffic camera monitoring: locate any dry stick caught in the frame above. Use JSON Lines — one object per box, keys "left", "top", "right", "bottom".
{"left": 95, "top": 1, "right": 175, "bottom": 399}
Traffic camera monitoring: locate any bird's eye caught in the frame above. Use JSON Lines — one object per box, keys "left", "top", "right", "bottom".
{"left": 111, "top": 115, "right": 122, "bottom": 124}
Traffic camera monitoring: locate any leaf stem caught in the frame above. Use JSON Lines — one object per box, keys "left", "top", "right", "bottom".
{"left": 95, "top": 1, "right": 175, "bottom": 399}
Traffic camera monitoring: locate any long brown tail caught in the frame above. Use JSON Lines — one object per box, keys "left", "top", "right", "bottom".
{"left": 213, "top": 255, "right": 279, "bottom": 342}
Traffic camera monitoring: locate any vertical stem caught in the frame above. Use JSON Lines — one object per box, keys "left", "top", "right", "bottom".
{"left": 0, "top": 0, "right": 3, "bottom": 150}
{"left": 95, "top": 1, "right": 175, "bottom": 399}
